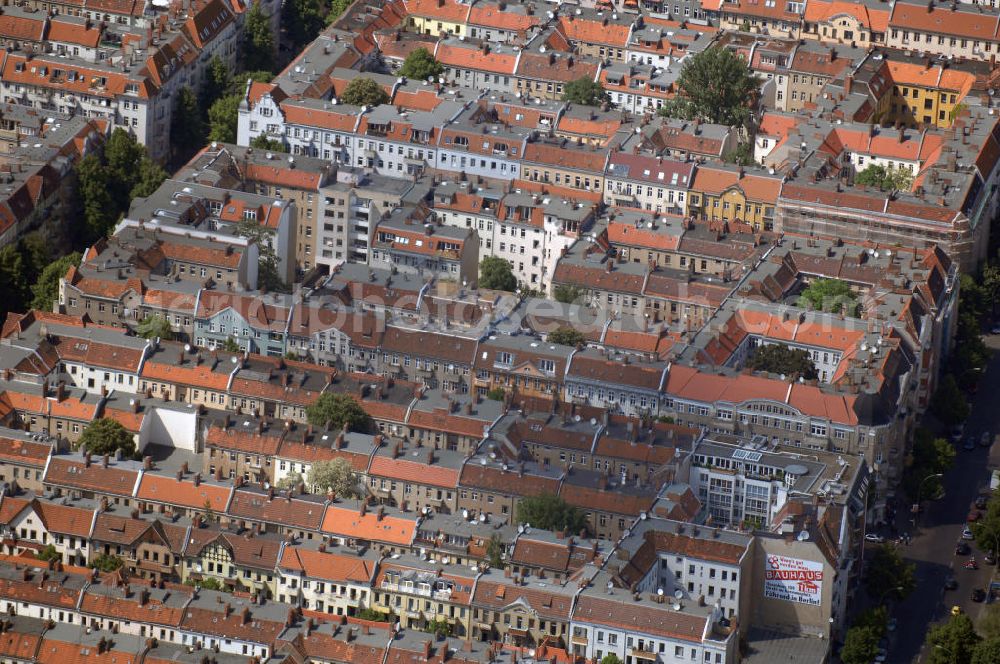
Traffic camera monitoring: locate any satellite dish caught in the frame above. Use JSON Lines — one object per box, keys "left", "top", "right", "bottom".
{"left": 231, "top": 356, "right": 238, "bottom": 363}
{"left": 797, "top": 530, "right": 810, "bottom": 541}
{"left": 184, "top": 343, "right": 191, "bottom": 353}
{"left": 589, "top": 418, "right": 597, "bottom": 426}
{"left": 518, "top": 525, "right": 525, "bottom": 534}
{"left": 462, "top": 509, "right": 470, "bottom": 519}
{"left": 479, "top": 513, "right": 486, "bottom": 522}
{"left": 657, "top": 588, "right": 664, "bottom": 596}
{"left": 674, "top": 589, "right": 683, "bottom": 599}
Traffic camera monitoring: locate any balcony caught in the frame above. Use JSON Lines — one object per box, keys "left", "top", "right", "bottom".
{"left": 630, "top": 647, "right": 657, "bottom": 661}
{"left": 570, "top": 634, "right": 588, "bottom": 646}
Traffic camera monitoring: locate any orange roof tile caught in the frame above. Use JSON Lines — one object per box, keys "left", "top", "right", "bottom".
{"left": 136, "top": 474, "right": 232, "bottom": 511}
{"left": 320, "top": 504, "right": 416, "bottom": 545}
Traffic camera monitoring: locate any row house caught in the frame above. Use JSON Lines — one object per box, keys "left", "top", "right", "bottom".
{"left": 687, "top": 165, "right": 783, "bottom": 231}
{"left": 471, "top": 568, "right": 582, "bottom": 646}
{"left": 604, "top": 152, "right": 693, "bottom": 213}
{"left": 378, "top": 326, "right": 479, "bottom": 392}
{"left": 275, "top": 541, "right": 378, "bottom": 614}
{"left": 435, "top": 39, "right": 521, "bottom": 94}
{"left": 886, "top": 0, "right": 1000, "bottom": 61}
{"left": 554, "top": 9, "right": 636, "bottom": 63}
{"left": 0, "top": 495, "right": 94, "bottom": 566}
{"left": 226, "top": 485, "right": 329, "bottom": 540}
{"left": 370, "top": 555, "right": 477, "bottom": 635}
{"left": 472, "top": 334, "right": 575, "bottom": 401}
{"left": 436, "top": 117, "right": 528, "bottom": 181}
{"left": 194, "top": 290, "right": 293, "bottom": 356}
{"left": 457, "top": 456, "right": 564, "bottom": 524}
{"left": 90, "top": 508, "right": 188, "bottom": 582}
{"left": 370, "top": 208, "right": 480, "bottom": 284}
{"left": 781, "top": 41, "right": 859, "bottom": 112}
{"left": 514, "top": 49, "right": 603, "bottom": 101}
{"left": 714, "top": 0, "right": 806, "bottom": 38}
{"left": 466, "top": 0, "right": 542, "bottom": 44}
{"left": 626, "top": 21, "right": 715, "bottom": 68}
{"left": 600, "top": 62, "right": 675, "bottom": 114}
{"left": 521, "top": 138, "right": 610, "bottom": 197}
{"left": 802, "top": 0, "right": 891, "bottom": 45}
{"left": 367, "top": 438, "right": 464, "bottom": 514}
{"left": 507, "top": 529, "right": 600, "bottom": 583}
{"left": 0, "top": 433, "right": 51, "bottom": 492}
{"left": 563, "top": 348, "right": 668, "bottom": 416}
{"left": 180, "top": 526, "right": 283, "bottom": 597}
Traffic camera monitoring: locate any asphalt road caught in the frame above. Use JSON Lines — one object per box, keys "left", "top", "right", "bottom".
{"left": 872, "top": 335, "right": 1000, "bottom": 663}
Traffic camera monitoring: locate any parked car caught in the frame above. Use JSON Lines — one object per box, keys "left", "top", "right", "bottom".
{"left": 992, "top": 323, "right": 1000, "bottom": 334}
{"left": 987, "top": 551, "right": 997, "bottom": 565}
{"left": 952, "top": 425, "right": 967, "bottom": 442}
{"left": 982, "top": 431, "right": 993, "bottom": 447}
{"left": 886, "top": 618, "right": 897, "bottom": 632}
{"left": 963, "top": 527, "right": 976, "bottom": 540}
{"left": 865, "top": 533, "right": 885, "bottom": 543}
{"left": 969, "top": 510, "right": 983, "bottom": 522}
{"left": 952, "top": 605, "right": 963, "bottom": 616}
{"left": 965, "top": 437, "right": 978, "bottom": 451}
{"left": 945, "top": 577, "right": 959, "bottom": 590}
{"left": 973, "top": 588, "right": 987, "bottom": 602}
{"left": 976, "top": 496, "right": 989, "bottom": 510}
{"left": 956, "top": 542, "right": 972, "bottom": 555}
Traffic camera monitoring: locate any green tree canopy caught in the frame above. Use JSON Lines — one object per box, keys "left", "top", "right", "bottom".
{"left": 599, "top": 656, "right": 623, "bottom": 664}
{"left": 243, "top": 2, "right": 275, "bottom": 73}
{"left": 479, "top": 256, "right": 517, "bottom": 291}
{"left": 327, "top": 0, "right": 353, "bottom": 23}
{"left": 553, "top": 284, "right": 584, "bottom": 304}
{"left": 28, "top": 250, "right": 73, "bottom": 312}
{"left": 90, "top": 554, "right": 124, "bottom": 572}
{"left": 399, "top": 47, "right": 444, "bottom": 81}
{"left": 340, "top": 78, "right": 390, "bottom": 107}
{"left": 208, "top": 94, "right": 241, "bottom": 144}
{"left": 249, "top": 134, "right": 287, "bottom": 152}
{"left": 235, "top": 215, "right": 285, "bottom": 291}
{"left": 276, "top": 470, "right": 304, "bottom": 490}
{"left": 307, "top": 457, "right": 363, "bottom": 497}
{"left": 659, "top": 46, "right": 760, "bottom": 128}
{"left": 517, "top": 493, "right": 588, "bottom": 535}
{"left": 77, "top": 154, "right": 116, "bottom": 241}
{"left": 723, "top": 142, "right": 754, "bottom": 166}
{"left": 0, "top": 245, "right": 27, "bottom": 320}
{"left": 928, "top": 613, "right": 980, "bottom": 664}
{"left": 486, "top": 387, "right": 505, "bottom": 401}
{"left": 306, "top": 392, "right": 371, "bottom": 431}
{"left": 486, "top": 533, "right": 505, "bottom": 568}
{"left": 548, "top": 327, "right": 586, "bottom": 347}
{"left": 562, "top": 77, "right": 608, "bottom": 106}
{"left": 974, "top": 491, "right": 1000, "bottom": 555}
{"left": 932, "top": 373, "right": 971, "bottom": 426}
{"left": 283, "top": 0, "right": 325, "bottom": 50}
{"left": 222, "top": 337, "right": 241, "bottom": 352}
{"left": 36, "top": 544, "right": 60, "bottom": 562}
{"left": 903, "top": 427, "right": 955, "bottom": 501}
{"left": 973, "top": 637, "right": 1000, "bottom": 664}
{"left": 746, "top": 343, "right": 818, "bottom": 379}
{"left": 79, "top": 418, "right": 136, "bottom": 458}
{"left": 172, "top": 86, "right": 206, "bottom": 158}
{"left": 855, "top": 164, "right": 914, "bottom": 192}
{"left": 840, "top": 626, "right": 881, "bottom": 664}
{"left": 798, "top": 278, "right": 859, "bottom": 315}
{"left": 864, "top": 543, "right": 915, "bottom": 602}
{"left": 136, "top": 314, "right": 174, "bottom": 341}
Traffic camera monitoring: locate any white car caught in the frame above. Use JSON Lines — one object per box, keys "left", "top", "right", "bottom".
{"left": 963, "top": 527, "right": 975, "bottom": 540}
{"left": 887, "top": 618, "right": 897, "bottom": 632}
{"left": 865, "top": 533, "right": 885, "bottom": 543}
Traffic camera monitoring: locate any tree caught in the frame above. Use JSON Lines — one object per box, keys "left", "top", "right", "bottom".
{"left": 283, "top": 0, "right": 325, "bottom": 50}
{"left": 903, "top": 427, "right": 955, "bottom": 501}
{"left": 973, "top": 638, "right": 1000, "bottom": 664}
{"left": 798, "top": 277, "right": 859, "bottom": 315}
{"left": 853, "top": 607, "right": 888, "bottom": 637}
{"left": 723, "top": 142, "right": 754, "bottom": 166}
{"left": 561, "top": 77, "right": 608, "bottom": 106}
{"left": 243, "top": 1, "right": 275, "bottom": 73}
{"left": 855, "top": 164, "right": 914, "bottom": 192}
{"left": 517, "top": 493, "right": 588, "bottom": 535}
{"left": 479, "top": 256, "right": 517, "bottom": 291}
{"left": 306, "top": 392, "right": 371, "bottom": 431}
{"left": 202, "top": 56, "right": 232, "bottom": 108}
{"left": 222, "top": 337, "right": 241, "bottom": 352}
{"left": 600, "top": 656, "right": 623, "bottom": 664}
{"left": 105, "top": 128, "right": 146, "bottom": 202}
{"left": 90, "top": 554, "right": 124, "bottom": 572}
{"left": 208, "top": 94, "right": 241, "bottom": 144}
{"left": 356, "top": 608, "right": 389, "bottom": 622}
{"left": 130, "top": 157, "right": 167, "bottom": 200}
{"left": 235, "top": 215, "right": 284, "bottom": 291}
{"left": 276, "top": 471, "right": 304, "bottom": 490}
{"left": 0, "top": 245, "right": 28, "bottom": 319}
{"left": 136, "top": 314, "right": 174, "bottom": 341}
{"left": 77, "top": 154, "right": 116, "bottom": 241}
{"left": 327, "top": 0, "right": 353, "bottom": 23}
{"left": 548, "top": 326, "right": 585, "bottom": 347}
{"left": 982, "top": 262, "right": 1000, "bottom": 318}
{"left": 486, "top": 387, "right": 505, "bottom": 401}
{"left": 486, "top": 534, "right": 505, "bottom": 569}
{"left": 746, "top": 343, "right": 818, "bottom": 379}
{"left": 340, "top": 78, "right": 390, "bottom": 107}
{"left": 172, "top": 86, "right": 206, "bottom": 157}
{"left": 928, "top": 613, "right": 980, "bottom": 664}
{"left": 974, "top": 491, "right": 1000, "bottom": 556}
{"left": 659, "top": 47, "right": 761, "bottom": 129}
{"left": 307, "top": 458, "right": 363, "bottom": 497}
{"left": 864, "top": 543, "right": 915, "bottom": 601}
{"left": 399, "top": 47, "right": 443, "bottom": 81}
{"left": 553, "top": 284, "right": 584, "bottom": 304}
{"left": 840, "top": 626, "right": 881, "bottom": 664}
{"left": 249, "top": 134, "right": 287, "bottom": 152}
{"left": 79, "top": 418, "right": 136, "bottom": 458}
{"left": 424, "top": 618, "right": 452, "bottom": 637}
{"left": 932, "top": 374, "right": 970, "bottom": 426}
{"left": 980, "top": 605, "right": 1000, "bottom": 640}
{"left": 36, "top": 544, "right": 60, "bottom": 563}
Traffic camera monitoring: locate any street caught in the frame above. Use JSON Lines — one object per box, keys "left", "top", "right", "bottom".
{"left": 877, "top": 335, "right": 1000, "bottom": 663}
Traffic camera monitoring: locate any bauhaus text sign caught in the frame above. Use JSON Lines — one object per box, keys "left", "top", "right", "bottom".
{"left": 763, "top": 555, "right": 823, "bottom": 606}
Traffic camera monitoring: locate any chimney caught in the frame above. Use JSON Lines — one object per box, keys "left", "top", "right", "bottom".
{"left": 242, "top": 607, "right": 251, "bottom": 625}
{"left": 224, "top": 602, "right": 232, "bottom": 618}
{"left": 193, "top": 473, "right": 201, "bottom": 487}
{"left": 102, "top": 454, "right": 109, "bottom": 468}
{"left": 143, "top": 456, "right": 152, "bottom": 470}
{"left": 139, "top": 589, "right": 150, "bottom": 606}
